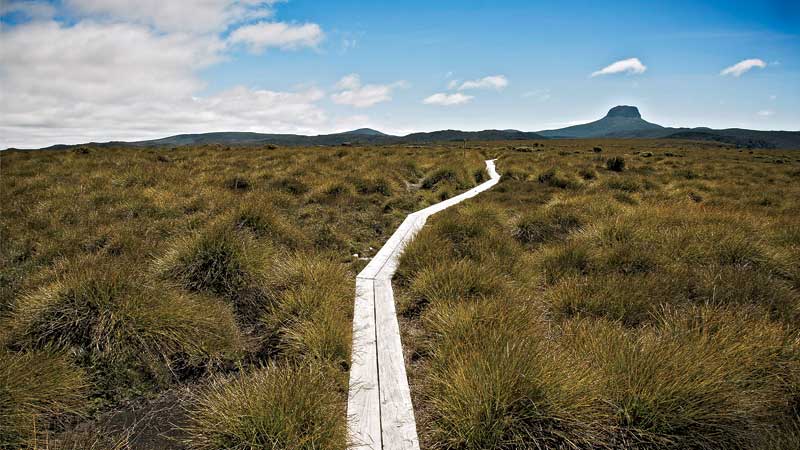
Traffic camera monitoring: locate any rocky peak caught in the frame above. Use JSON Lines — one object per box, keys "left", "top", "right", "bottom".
{"left": 606, "top": 105, "right": 642, "bottom": 119}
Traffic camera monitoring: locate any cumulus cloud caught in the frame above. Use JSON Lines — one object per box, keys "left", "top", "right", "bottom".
{"left": 422, "top": 93, "right": 474, "bottom": 106}
{"left": 591, "top": 58, "right": 647, "bottom": 77}
{"left": 0, "top": 20, "right": 328, "bottom": 148}
{"left": 456, "top": 75, "right": 508, "bottom": 90}
{"left": 228, "top": 21, "right": 323, "bottom": 52}
{"left": 721, "top": 59, "right": 766, "bottom": 77}
{"left": 65, "top": 0, "right": 280, "bottom": 33}
{"left": 330, "top": 74, "right": 407, "bottom": 108}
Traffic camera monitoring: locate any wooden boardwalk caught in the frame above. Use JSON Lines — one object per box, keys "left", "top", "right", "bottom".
{"left": 348, "top": 160, "right": 501, "bottom": 450}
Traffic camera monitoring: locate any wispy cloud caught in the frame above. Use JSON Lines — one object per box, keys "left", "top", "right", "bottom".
{"left": 228, "top": 22, "right": 323, "bottom": 53}
{"left": 66, "top": 0, "right": 283, "bottom": 34}
{"left": 422, "top": 92, "right": 474, "bottom": 106}
{"left": 591, "top": 58, "right": 647, "bottom": 77}
{"left": 331, "top": 74, "right": 407, "bottom": 108}
{"left": 757, "top": 110, "right": 775, "bottom": 117}
{"left": 522, "top": 89, "right": 551, "bottom": 101}
{"left": 720, "top": 59, "right": 766, "bottom": 77}
{"left": 456, "top": 75, "right": 508, "bottom": 90}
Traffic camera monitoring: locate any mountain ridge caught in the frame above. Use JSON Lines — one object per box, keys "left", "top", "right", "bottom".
{"left": 8, "top": 108, "right": 799, "bottom": 150}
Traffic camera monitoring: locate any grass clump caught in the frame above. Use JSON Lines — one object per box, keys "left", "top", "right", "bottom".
{"left": 7, "top": 258, "right": 243, "bottom": 392}
{"left": 419, "top": 300, "right": 599, "bottom": 449}
{"left": 606, "top": 156, "right": 625, "bottom": 172}
{"left": 537, "top": 168, "right": 579, "bottom": 189}
{"left": 232, "top": 202, "right": 305, "bottom": 249}
{"left": 396, "top": 140, "right": 800, "bottom": 449}
{"left": 404, "top": 259, "right": 507, "bottom": 316}
{"left": 0, "top": 351, "right": 88, "bottom": 448}
{"left": 565, "top": 310, "right": 797, "bottom": 449}
{"left": 259, "top": 254, "right": 352, "bottom": 367}
{"left": 157, "top": 224, "right": 268, "bottom": 315}
{"left": 183, "top": 363, "right": 346, "bottom": 450}
{"left": 513, "top": 207, "right": 582, "bottom": 245}
{"left": 353, "top": 176, "right": 392, "bottom": 196}
{"left": 421, "top": 167, "right": 471, "bottom": 191}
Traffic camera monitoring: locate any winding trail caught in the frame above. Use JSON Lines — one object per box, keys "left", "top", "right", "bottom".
{"left": 348, "top": 159, "right": 501, "bottom": 450}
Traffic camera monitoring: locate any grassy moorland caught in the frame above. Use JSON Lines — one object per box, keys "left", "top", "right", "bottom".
{"left": 0, "top": 144, "right": 486, "bottom": 449}
{"left": 396, "top": 140, "right": 800, "bottom": 450}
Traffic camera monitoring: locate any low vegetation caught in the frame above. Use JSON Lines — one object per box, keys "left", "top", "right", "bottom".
{"left": 3, "top": 138, "right": 798, "bottom": 448}
{"left": 397, "top": 140, "right": 800, "bottom": 449}
{"left": 0, "top": 144, "right": 484, "bottom": 448}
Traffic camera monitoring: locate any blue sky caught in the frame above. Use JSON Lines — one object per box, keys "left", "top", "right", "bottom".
{"left": 1, "top": 0, "right": 798, "bottom": 147}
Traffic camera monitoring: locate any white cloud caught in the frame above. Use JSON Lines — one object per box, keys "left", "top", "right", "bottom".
{"left": 757, "top": 110, "right": 775, "bottom": 117}
{"left": 335, "top": 74, "right": 361, "bottom": 90}
{"left": 457, "top": 75, "right": 509, "bottom": 90}
{"left": 422, "top": 93, "right": 474, "bottom": 106}
{"left": 228, "top": 21, "right": 323, "bottom": 52}
{"left": 330, "top": 74, "right": 407, "bottom": 108}
{"left": 720, "top": 58, "right": 766, "bottom": 77}
{"left": 591, "top": 58, "right": 647, "bottom": 77}
{"left": 65, "top": 0, "right": 281, "bottom": 33}
{"left": 0, "top": 20, "right": 330, "bottom": 148}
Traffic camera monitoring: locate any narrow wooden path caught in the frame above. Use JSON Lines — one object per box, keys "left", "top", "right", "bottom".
{"left": 348, "top": 160, "right": 501, "bottom": 450}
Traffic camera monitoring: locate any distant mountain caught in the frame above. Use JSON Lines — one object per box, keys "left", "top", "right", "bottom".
{"left": 538, "top": 106, "right": 800, "bottom": 149}
{"left": 340, "top": 128, "right": 388, "bottom": 136}
{"left": 10, "top": 107, "right": 799, "bottom": 151}
{"left": 538, "top": 106, "right": 664, "bottom": 138}
{"left": 42, "top": 128, "right": 547, "bottom": 149}
{"left": 403, "top": 129, "right": 545, "bottom": 142}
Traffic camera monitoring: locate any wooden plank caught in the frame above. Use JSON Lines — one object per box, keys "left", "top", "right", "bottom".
{"left": 348, "top": 160, "right": 500, "bottom": 450}
{"left": 374, "top": 277, "right": 419, "bottom": 449}
{"left": 348, "top": 278, "right": 381, "bottom": 450}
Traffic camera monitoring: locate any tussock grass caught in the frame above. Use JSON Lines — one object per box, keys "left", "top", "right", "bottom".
{"left": 396, "top": 140, "right": 800, "bottom": 449}
{"left": 183, "top": 363, "right": 346, "bottom": 450}
{"left": 513, "top": 207, "right": 582, "bottom": 245}
{"left": 7, "top": 257, "right": 244, "bottom": 393}
{"left": 419, "top": 299, "right": 601, "bottom": 449}
{"left": 0, "top": 351, "right": 88, "bottom": 448}
{"left": 259, "top": 254, "right": 352, "bottom": 367}
{"left": 1, "top": 143, "right": 486, "bottom": 443}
